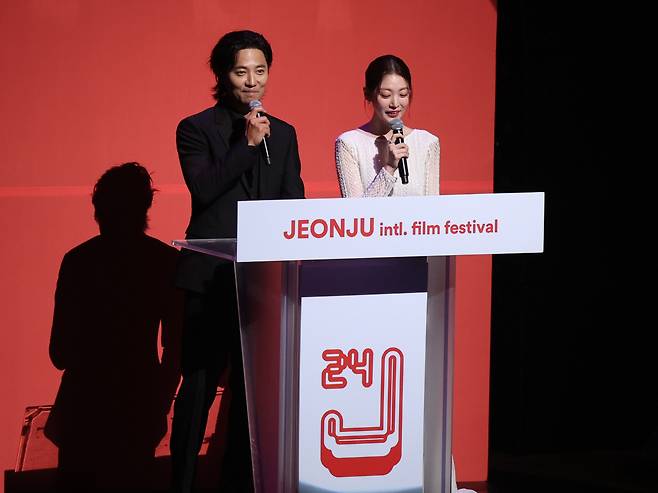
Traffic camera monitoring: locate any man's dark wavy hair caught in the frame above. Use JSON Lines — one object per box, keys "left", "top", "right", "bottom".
{"left": 209, "top": 30, "right": 273, "bottom": 101}
{"left": 92, "top": 162, "right": 156, "bottom": 234}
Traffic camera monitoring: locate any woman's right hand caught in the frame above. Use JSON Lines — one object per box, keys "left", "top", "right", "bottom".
{"left": 384, "top": 140, "right": 409, "bottom": 174}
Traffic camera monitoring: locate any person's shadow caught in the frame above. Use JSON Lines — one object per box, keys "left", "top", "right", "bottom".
{"left": 44, "top": 162, "right": 183, "bottom": 493}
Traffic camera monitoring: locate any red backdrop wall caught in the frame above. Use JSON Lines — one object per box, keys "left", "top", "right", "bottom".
{"left": 0, "top": 0, "right": 496, "bottom": 488}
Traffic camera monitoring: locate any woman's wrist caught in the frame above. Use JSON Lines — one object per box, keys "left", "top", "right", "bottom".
{"left": 383, "top": 163, "right": 397, "bottom": 175}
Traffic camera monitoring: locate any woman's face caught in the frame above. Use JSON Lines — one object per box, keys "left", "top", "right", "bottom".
{"left": 370, "top": 73, "right": 411, "bottom": 125}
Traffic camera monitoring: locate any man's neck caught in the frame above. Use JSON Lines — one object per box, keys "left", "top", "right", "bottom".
{"left": 222, "top": 97, "right": 249, "bottom": 116}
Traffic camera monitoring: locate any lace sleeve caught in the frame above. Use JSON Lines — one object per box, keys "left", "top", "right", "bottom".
{"left": 335, "top": 138, "right": 396, "bottom": 198}
{"left": 364, "top": 167, "right": 397, "bottom": 197}
{"left": 336, "top": 138, "right": 363, "bottom": 197}
{"left": 424, "top": 136, "right": 441, "bottom": 195}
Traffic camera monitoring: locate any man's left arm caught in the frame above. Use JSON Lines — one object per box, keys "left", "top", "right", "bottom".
{"left": 280, "top": 127, "right": 305, "bottom": 199}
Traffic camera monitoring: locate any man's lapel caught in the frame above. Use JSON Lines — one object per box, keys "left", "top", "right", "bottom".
{"left": 213, "top": 104, "right": 232, "bottom": 149}
{"left": 213, "top": 103, "right": 256, "bottom": 199}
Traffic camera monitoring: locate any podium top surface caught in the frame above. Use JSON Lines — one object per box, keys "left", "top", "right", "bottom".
{"left": 172, "top": 239, "right": 236, "bottom": 261}
{"left": 173, "top": 193, "right": 544, "bottom": 262}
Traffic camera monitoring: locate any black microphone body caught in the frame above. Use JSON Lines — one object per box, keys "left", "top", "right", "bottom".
{"left": 390, "top": 119, "right": 409, "bottom": 184}
{"left": 248, "top": 100, "right": 271, "bottom": 165}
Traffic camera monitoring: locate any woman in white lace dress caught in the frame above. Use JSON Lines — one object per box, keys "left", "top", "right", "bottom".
{"left": 335, "top": 55, "right": 476, "bottom": 493}
{"left": 335, "top": 54, "right": 440, "bottom": 198}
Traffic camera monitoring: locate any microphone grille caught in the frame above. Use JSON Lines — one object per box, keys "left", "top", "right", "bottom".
{"left": 248, "top": 100, "right": 262, "bottom": 110}
{"left": 389, "top": 118, "right": 403, "bottom": 131}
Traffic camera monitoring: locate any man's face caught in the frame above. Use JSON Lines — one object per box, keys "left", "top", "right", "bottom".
{"left": 226, "top": 48, "right": 269, "bottom": 111}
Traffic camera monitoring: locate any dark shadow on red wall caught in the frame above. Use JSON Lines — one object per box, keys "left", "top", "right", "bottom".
{"left": 9, "top": 163, "right": 184, "bottom": 493}
{"left": 4, "top": 391, "right": 230, "bottom": 493}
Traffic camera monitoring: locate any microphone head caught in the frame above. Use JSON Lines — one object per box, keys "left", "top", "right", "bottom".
{"left": 248, "top": 100, "right": 263, "bottom": 110}
{"left": 389, "top": 118, "right": 404, "bottom": 131}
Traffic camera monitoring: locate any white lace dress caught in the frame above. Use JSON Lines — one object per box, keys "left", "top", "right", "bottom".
{"left": 335, "top": 128, "right": 440, "bottom": 197}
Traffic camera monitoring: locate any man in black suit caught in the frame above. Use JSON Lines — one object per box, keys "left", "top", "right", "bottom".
{"left": 170, "top": 31, "right": 304, "bottom": 493}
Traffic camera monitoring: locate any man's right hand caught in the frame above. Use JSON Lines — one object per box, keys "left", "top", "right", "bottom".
{"left": 245, "top": 106, "right": 270, "bottom": 146}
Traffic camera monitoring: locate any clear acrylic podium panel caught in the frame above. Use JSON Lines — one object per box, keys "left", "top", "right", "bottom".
{"left": 173, "top": 239, "right": 455, "bottom": 493}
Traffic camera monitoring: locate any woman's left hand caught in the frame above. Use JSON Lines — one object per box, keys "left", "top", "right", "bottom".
{"left": 384, "top": 141, "right": 409, "bottom": 174}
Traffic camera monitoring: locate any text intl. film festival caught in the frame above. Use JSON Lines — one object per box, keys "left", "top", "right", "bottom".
{"left": 282, "top": 217, "right": 500, "bottom": 239}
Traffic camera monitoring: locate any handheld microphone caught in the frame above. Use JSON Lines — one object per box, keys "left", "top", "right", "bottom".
{"left": 389, "top": 118, "right": 408, "bottom": 184}
{"left": 248, "top": 100, "right": 271, "bottom": 165}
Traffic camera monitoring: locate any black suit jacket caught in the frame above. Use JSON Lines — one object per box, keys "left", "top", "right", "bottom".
{"left": 175, "top": 104, "right": 305, "bottom": 292}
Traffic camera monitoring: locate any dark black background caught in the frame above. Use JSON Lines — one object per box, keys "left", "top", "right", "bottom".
{"left": 489, "top": 2, "right": 654, "bottom": 492}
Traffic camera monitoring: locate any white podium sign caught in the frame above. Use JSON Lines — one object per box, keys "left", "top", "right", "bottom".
{"left": 237, "top": 192, "right": 544, "bottom": 262}
{"left": 298, "top": 292, "right": 427, "bottom": 493}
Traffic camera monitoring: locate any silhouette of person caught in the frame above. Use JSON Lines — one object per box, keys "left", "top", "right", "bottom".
{"left": 45, "top": 162, "right": 183, "bottom": 493}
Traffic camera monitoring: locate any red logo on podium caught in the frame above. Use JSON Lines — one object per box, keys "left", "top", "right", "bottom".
{"left": 319, "top": 347, "right": 404, "bottom": 477}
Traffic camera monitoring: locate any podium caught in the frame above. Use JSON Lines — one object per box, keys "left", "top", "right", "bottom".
{"left": 174, "top": 193, "right": 544, "bottom": 493}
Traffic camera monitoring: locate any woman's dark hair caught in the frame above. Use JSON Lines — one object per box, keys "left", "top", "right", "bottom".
{"left": 92, "top": 162, "right": 156, "bottom": 234}
{"left": 209, "top": 30, "right": 273, "bottom": 101}
{"left": 363, "top": 55, "right": 412, "bottom": 101}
